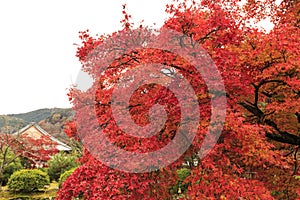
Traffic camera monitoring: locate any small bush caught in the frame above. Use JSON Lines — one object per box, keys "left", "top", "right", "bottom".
{"left": 58, "top": 167, "right": 77, "bottom": 188}
{"left": 38, "top": 167, "right": 48, "bottom": 174}
{"left": 47, "top": 152, "right": 78, "bottom": 181}
{"left": 177, "top": 167, "right": 191, "bottom": 181}
{"left": 8, "top": 169, "right": 50, "bottom": 193}
{"left": 171, "top": 168, "right": 191, "bottom": 194}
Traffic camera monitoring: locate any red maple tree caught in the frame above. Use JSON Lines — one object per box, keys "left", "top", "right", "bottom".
{"left": 57, "top": 0, "right": 299, "bottom": 199}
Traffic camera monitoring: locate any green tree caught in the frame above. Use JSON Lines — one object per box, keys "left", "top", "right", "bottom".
{"left": 47, "top": 152, "right": 79, "bottom": 181}
{"left": 0, "top": 149, "right": 22, "bottom": 186}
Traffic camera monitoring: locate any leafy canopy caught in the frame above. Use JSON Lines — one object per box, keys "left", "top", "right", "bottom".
{"left": 57, "top": 0, "right": 300, "bottom": 199}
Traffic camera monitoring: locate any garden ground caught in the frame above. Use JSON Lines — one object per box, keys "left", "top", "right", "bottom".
{"left": 0, "top": 182, "right": 58, "bottom": 200}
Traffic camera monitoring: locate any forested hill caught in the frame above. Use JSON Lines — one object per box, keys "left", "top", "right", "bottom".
{"left": 0, "top": 108, "right": 74, "bottom": 142}
{"left": 7, "top": 108, "right": 73, "bottom": 123}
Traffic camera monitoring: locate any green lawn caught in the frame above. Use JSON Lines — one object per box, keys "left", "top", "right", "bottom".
{"left": 0, "top": 182, "right": 58, "bottom": 200}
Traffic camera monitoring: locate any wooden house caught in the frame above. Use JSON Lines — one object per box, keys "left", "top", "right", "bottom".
{"left": 14, "top": 122, "right": 72, "bottom": 151}
{"left": 12, "top": 122, "right": 72, "bottom": 167}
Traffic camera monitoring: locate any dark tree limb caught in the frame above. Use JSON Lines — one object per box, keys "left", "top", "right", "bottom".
{"left": 239, "top": 78, "right": 299, "bottom": 146}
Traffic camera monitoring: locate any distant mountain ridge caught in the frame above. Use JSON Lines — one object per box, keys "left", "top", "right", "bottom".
{"left": 0, "top": 108, "right": 74, "bottom": 143}
{"left": 7, "top": 108, "right": 73, "bottom": 123}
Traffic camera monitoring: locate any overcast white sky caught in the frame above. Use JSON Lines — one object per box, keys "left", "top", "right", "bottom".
{"left": 0, "top": 0, "right": 169, "bottom": 114}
